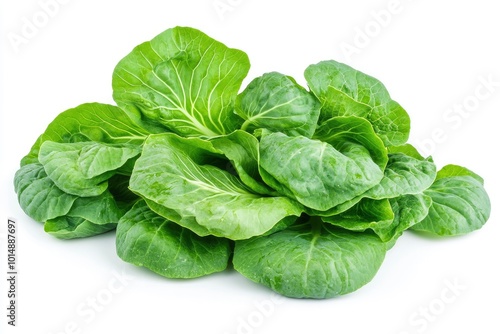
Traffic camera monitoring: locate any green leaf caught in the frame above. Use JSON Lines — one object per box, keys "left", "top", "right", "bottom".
{"left": 116, "top": 200, "right": 231, "bottom": 278}
{"left": 233, "top": 219, "right": 386, "bottom": 298}
{"left": 21, "top": 103, "right": 150, "bottom": 166}
{"left": 38, "top": 141, "right": 140, "bottom": 197}
{"left": 363, "top": 153, "right": 436, "bottom": 199}
{"left": 129, "top": 133, "right": 303, "bottom": 240}
{"left": 14, "top": 163, "right": 127, "bottom": 240}
{"left": 322, "top": 198, "right": 394, "bottom": 234}
{"left": 44, "top": 218, "right": 116, "bottom": 240}
{"left": 305, "top": 60, "right": 410, "bottom": 146}
{"left": 236, "top": 72, "right": 320, "bottom": 137}
{"left": 77, "top": 143, "right": 141, "bottom": 178}
{"left": 112, "top": 26, "right": 250, "bottom": 137}
{"left": 374, "top": 194, "right": 432, "bottom": 246}
{"left": 435, "top": 164, "right": 484, "bottom": 183}
{"left": 14, "top": 163, "right": 77, "bottom": 222}
{"left": 259, "top": 131, "right": 384, "bottom": 211}
{"left": 411, "top": 165, "right": 490, "bottom": 236}
{"left": 307, "top": 152, "right": 436, "bottom": 218}
{"left": 65, "top": 190, "right": 125, "bottom": 223}
{"left": 313, "top": 115, "right": 388, "bottom": 169}
{"left": 143, "top": 199, "right": 212, "bottom": 237}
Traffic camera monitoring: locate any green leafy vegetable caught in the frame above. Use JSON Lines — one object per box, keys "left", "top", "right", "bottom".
{"left": 112, "top": 26, "right": 250, "bottom": 137}
{"left": 233, "top": 219, "right": 387, "bottom": 299}
{"left": 259, "top": 130, "right": 384, "bottom": 211}
{"left": 38, "top": 141, "right": 140, "bottom": 197}
{"left": 411, "top": 165, "right": 491, "bottom": 236}
{"left": 14, "top": 163, "right": 77, "bottom": 222}
{"left": 377, "top": 194, "right": 432, "bottom": 247}
{"left": 116, "top": 200, "right": 231, "bottom": 278}
{"left": 13, "top": 26, "right": 491, "bottom": 299}
{"left": 305, "top": 60, "right": 410, "bottom": 146}
{"left": 129, "top": 133, "right": 303, "bottom": 240}
{"left": 236, "top": 72, "right": 320, "bottom": 137}
{"left": 362, "top": 152, "right": 436, "bottom": 199}
{"left": 21, "top": 103, "right": 150, "bottom": 166}
{"left": 14, "top": 163, "right": 129, "bottom": 239}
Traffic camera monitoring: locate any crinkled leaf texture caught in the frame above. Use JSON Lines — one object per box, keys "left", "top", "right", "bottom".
{"left": 320, "top": 194, "right": 432, "bottom": 245}
{"left": 378, "top": 194, "right": 432, "bottom": 247}
{"left": 44, "top": 218, "right": 116, "bottom": 240}
{"left": 363, "top": 153, "right": 436, "bottom": 199}
{"left": 259, "top": 117, "right": 387, "bottom": 211}
{"left": 117, "top": 200, "right": 230, "bottom": 278}
{"left": 38, "top": 141, "right": 140, "bottom": 197}
{"left": 44, "top": 189, "right": 127, "bottom": 239}
{"left": 411, "top": 165, "right": 491, "bottom": 236}
{"left": 113, "top": 26, "right": 250, "bottom": 137}
{"left": 14, "top": 103, "right": 145, "bottom": 239}
{"left": 305, "top": 60, "right": 410, "bottom": 146}
{"left": 12, "top": 25, "right": 492, "bottom": 299}
{"left": 308, "top": 150, "right": 436, "bottom": 217}
{"left": 14, "top": 163, "right": 126, "bottom": 239}
{"left": 14, "top": 163, "right": 77, "bottom": 222}
{"left": 236, "top": 72, "right": 320, "bottom": 137}
{"left": 129, "top": 133, "right": 303, "bottom": 240}
{"left": 233, "top": 220, "right": 386, "bottom": 298}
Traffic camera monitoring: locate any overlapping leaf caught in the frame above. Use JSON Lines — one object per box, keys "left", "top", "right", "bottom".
{"left": 113, "top": 26, "right": 250, "bottom": 137}
{"left": 129, "top": 133, "right": 303, "bottom": 240}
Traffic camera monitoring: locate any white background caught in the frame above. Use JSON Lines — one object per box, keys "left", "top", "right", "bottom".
{"left": 1, "top": 0, "right": 499, "bottom": 333}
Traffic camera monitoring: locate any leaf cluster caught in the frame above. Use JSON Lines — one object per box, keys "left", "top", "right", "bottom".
{"left": 15, "top": 27, "right": 491, "bottom": 298}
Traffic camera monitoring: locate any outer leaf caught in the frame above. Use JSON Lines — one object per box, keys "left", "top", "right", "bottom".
{"left": 112, "top": 26, "right": 250, "bottom": 137}
{"left": 305, "top": 60, "right": 410, "bottom": 146}
{"left": 236, "top": 72, "right": 320, "bottom": 137}
{"left": 116, "top": 200, "right": 231, "bottom": 278}
{"left": 374, "top": 194, "right": 432, "bottom": 246}
{"left": 259, "top": 132, "right": 384, "bottom": 211}
{"left": 77, "top": 143, "right": 141, "bottom": 178}
{"left": 233, "top": 220, "right": 386, "bottom": 298}
{"left": 435, "top": 164, "right": 484, "bottom": 183}
{"left": 63, "top": 190, "right": 125, "bottom": 224}
{"left": 38, "top": 141, "right": 139, "bottom": 197}
{"left": 411, "top": 165, "right": 490, "bottom": 236}
{"left": 129, "top": 133, "right": 303, "bottom": 240}
{"left": 21, "top": 103, "right": 150, "bottom": 166}
{"left": 14, "top": 163, "right": 77, "bottom": 222}
{"left": 44, "top": 218, "right": 116, "bottom": 239}
{"left": 307, "top": 152, "right": 436, "bottom": 217}
{"left": 363, "top": 153, "right": 436, "bottom": 199}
